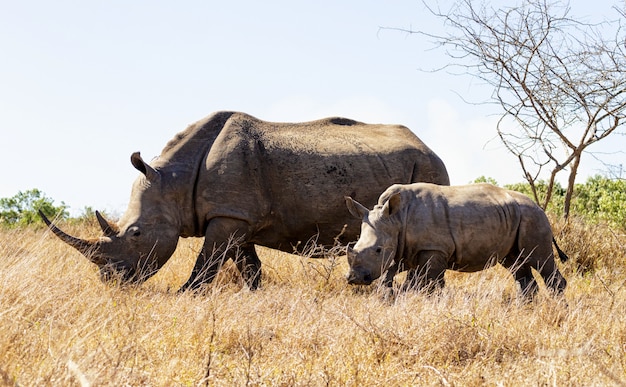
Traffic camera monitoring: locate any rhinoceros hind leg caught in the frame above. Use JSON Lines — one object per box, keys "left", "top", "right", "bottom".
{"left": 536, "top": 259, "right": 567, "bottom": 295}
{"left": 505, "top": 245, "right": 567, "bottom": 298}
{"left": 515, "top": 268, "right": 539, "bottom": 298}
{"left": 502, "top": 258, "right": 538, "bottom": 298}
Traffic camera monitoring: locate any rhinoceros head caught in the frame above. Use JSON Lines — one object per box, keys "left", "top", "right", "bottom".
{"left": 344, "top": 194, "right": 402, "bottom": 285}
{"left": 40, "top": 152, "right": 180, "bottom": 284}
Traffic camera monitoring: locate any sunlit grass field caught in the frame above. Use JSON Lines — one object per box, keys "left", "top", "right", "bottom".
{"left": 1, "top": 217, "right": 625, "bottom": 386}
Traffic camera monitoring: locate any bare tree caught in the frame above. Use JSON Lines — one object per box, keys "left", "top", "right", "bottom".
{"left": 399, "top": 0, "right": 626, "bottom": 218}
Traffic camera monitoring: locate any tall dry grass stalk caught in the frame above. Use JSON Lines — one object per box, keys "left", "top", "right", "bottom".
{"left": 1, "top": 221, "right": 625, "bottom": 386}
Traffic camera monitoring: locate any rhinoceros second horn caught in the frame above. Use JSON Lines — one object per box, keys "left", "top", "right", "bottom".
{"left": 96, "top": 210, "right": 118, "bottom": 237}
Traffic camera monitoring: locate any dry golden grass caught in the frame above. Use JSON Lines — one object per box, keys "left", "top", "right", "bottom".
{"left": 1, "top": 219, "right": 626, "bottom": 386}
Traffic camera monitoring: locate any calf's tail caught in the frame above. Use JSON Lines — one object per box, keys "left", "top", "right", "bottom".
{"left": 552, "top": 237, "right": 569, "bottom": 262}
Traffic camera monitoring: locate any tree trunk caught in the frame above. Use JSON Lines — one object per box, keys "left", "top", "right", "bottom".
{"left": 563, "top": 154, "right": 582, "bottom": 220}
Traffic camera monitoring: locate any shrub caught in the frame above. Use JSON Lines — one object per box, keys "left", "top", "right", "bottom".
{"left": 493, "top": 176, "right": 625, "bottom": 229}
{"left": 0, "top": 189, "right": 68, "bottom": 227}
{"left": 571, "top": 175, "right": 626, "bottom": 229}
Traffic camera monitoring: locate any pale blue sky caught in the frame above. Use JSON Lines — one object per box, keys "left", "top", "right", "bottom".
{"left": 1, "top": 1, "right": 623, "bottom": 216}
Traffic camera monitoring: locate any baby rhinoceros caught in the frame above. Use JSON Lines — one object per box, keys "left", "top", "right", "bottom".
{"left": 344, "top": 182, "right": 568, "bottom": 298}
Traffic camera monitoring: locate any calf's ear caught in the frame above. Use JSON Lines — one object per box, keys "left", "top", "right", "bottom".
{"left": 383, "top": 193, "right": 402, "bottom": 217}
{"left": 345, "top": 196, "right": 369, "bottom": 219}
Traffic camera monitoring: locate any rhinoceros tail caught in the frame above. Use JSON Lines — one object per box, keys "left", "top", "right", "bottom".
{"left": 552, "top": 237, "right": 569, "bottom": 262}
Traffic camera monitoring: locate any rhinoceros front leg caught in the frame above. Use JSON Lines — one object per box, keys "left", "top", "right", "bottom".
{"left": 381, "top": 262, "right": 399, "bottom": 288}
{"left": 233, "top": 244, "right": 262, "bottom": 290}
{"left": 180, "top": 247, "right": 224, "bottom": 292}
{"left": 180, "top": 217, "right": 253, "bottom": 292}
{"left": 402, "top": 250, "right": 447, "bottom": 293}
{"left": 381, "top": 262, "right": 417, "bottom": 289}
{"left": 380, "top": 264, "right": 425, "bottom": 302}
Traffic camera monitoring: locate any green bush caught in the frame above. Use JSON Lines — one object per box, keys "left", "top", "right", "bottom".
{"left": 472, "top": 176, "right": 499, "bottom": 186}
{"left": 0, "top": 189, "right": 68, "bottom": 227}
{"left": 503, "top": 180, "right": 566, "bottom": 217}
{"left": 487, "top": 175, "right": 625, "bottom": 229}
{"left": 571, "top": 176, "right": 626, "bottom": 228}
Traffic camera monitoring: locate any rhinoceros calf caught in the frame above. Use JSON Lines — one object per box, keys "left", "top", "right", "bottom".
{"left": 345, "top": 182, "right": 568, "bottom": 297}
{"left": 41, "top": 111, "right": 449, "bottom": 290}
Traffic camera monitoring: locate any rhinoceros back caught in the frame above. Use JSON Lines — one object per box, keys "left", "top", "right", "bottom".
{"left": 189, "top": 112, "right": 448, "bottom": 251}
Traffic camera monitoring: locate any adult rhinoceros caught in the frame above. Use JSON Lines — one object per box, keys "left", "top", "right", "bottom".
{"left": 41, "top": 111, "right": 449, "bottom": 290}
{"left": 344, "top": 182, "right": 568, "bottom": 297}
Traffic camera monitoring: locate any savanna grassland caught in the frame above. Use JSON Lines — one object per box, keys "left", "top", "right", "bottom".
{"left": 1, "top": 217, "right": 626, "bottom": 386}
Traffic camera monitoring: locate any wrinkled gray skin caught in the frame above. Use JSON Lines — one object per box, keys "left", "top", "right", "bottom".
{"left": 345, "top": 183, "right": 568, "bottom": 297}
{"left": 41, "top": 111, "right": 449, "bottom": 290}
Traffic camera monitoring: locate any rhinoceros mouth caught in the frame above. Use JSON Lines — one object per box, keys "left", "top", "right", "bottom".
{"left": 99, "top": 262, "right": 140, "bottom": 284}
{"left": 101, "top": 255, "right": 163, "bottom": 285}
{"left": 346, "top": 270, "right": 373, "bottom": 285}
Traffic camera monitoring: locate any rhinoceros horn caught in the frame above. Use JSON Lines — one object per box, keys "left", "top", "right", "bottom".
{"left": 96, "top": 210, "right": 118, "bottom": 237}
{"left": 38, "top": 210, "right": 103, "bottom": 264}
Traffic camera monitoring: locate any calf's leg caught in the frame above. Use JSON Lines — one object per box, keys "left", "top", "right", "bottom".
{"left": 503, "top": 254, "right": 538, "bottom": 297}
{"left": 504, "top": 247, "right": 566, "bottom": 298}
{"left": 536, "top": 256, "right": 567, "bottom": 295}
{"left": 514, "top": 265, "right": 539, "bottom": 298}
{"left": 512, "top": 210, "right": 567, "bottom": 297}
{"left": 381, "top": 262, "right": 399, "bottom": 289}
{"left": 402, "top": 250, "right": 447, "bottom": 293}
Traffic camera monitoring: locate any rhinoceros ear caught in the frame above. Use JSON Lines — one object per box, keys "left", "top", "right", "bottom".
{"left": 130, "top": 152, "right": 160, "bottom": 182}
{"left": 345, "top": 196, "right": 369, "bottom": 219}
{"left": 382, "top": 193, "right": 402, "bottom": 218}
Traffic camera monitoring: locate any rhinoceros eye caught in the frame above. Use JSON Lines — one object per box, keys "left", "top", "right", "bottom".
{"left": 128, "top": 226, "right": 141, "bottom": 237}
{"left": 376, "top": 247, "right": 382, "bottom": 254}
